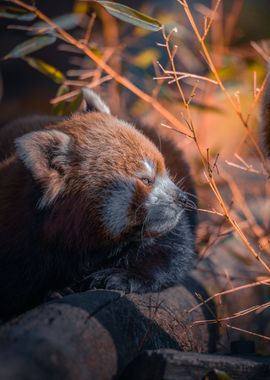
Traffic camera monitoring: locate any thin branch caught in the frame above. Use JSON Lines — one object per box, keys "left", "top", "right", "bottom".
{"left": 154, "top": 70, "right": 218, "bottom": 85}
{"left": 162, "top": 24, "right": 270, "bottom": 274}
{"left": 189, "top": 279, "right": 270, "bottom": 313}
{"left": 50, "top": 75, "right": 112, "bottom": 104}
{"left": 202, "top": 0, "right": 222, "bottom": 41}
{"left": 179, "top": 0, "right": 270, "bottom": 176}
{"left": 9, "top": 0, "right": 189, "bottom": 137}
{"left": 251, "top": 41, "right": 269, "bottom": 62}
{"left": 82, "top": 12, "right": 96, "bottom": 44}
{"left": 192, "top": 300, "right": 270, "bottom": 325}
{"left": 226, "top": 324, "right": 270, "bottom": 341}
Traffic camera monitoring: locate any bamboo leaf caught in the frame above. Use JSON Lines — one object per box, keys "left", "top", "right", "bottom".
{"left": 4, "top": 35, "right": 56, "bottom": 60}
{"left": 65, "top": 91, "right": 83, "bottom": 114}
{"left": 23, "top": 57, "right": 65, "bottom": 84}
{"left": 0, "top": 6, "right": 36, "bottom": 21}
{"left": 95, "top": 1, "right": 162, "bottom": 31}
{"left": 53, "top": 85, "right": 70, "bottom": 116}
{"left": 33, "top": 13, "right": 84, "bottom": 31}
{"left": 53, "top": 86, "right": 83, "bottom": 116}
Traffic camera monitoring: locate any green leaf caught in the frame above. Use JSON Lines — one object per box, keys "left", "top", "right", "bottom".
{"left": 95, "top": 1, "right": 161, "bottom": 31}
{"left": 65, "top": 91, "right": 83, "bottom": 114}
{"left": 4, "top": 35, "right": 56, "bottom": 60}
{"left": 53, "top": 86, "right": 83, "bottom": 116}
{"left": 53, "top": 85, "right": 70, "bottom": 116}
{"left": 0, "top": 6, "right": 36, "bottom": 21}
{"left": 33, "top": 13, "right": 84, "bottom": 31}
{"left": 23, "top": 57, "right": 65, "bottom": 84}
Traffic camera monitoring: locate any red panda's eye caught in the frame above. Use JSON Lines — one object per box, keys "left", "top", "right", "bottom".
{"left": 141, "top": 177, "right": 153, "bottom": 186}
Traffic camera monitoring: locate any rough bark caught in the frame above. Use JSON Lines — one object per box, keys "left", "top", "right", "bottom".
{"left": 0, "top": 277, "right": 216, "bottom": 380}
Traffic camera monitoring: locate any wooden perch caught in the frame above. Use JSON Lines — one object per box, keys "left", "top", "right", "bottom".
{"left": 121, "top": 349, "right": 270, "bottom": 380}
{"left": 0, "top": 277, "right": 216, "bottom": 380}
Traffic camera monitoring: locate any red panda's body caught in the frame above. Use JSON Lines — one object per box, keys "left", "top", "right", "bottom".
{"left": 0, "top": 92, "right": 196, "bottom": 320}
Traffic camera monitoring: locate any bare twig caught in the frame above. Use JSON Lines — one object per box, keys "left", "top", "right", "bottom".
{"left": 226, "top": 324, "right": 270, "bottom": 341}
{"left": 82, "top": 12, "right": 96, "bottom": 44}
{"left": 192, "top": 300, "right": 270, "bottom": 325}
{"left": 154, "top": 70, "right": 218, "bottom": 85}
{"left": 9, "top": 0, "right": 190, "bottom": 137}
{"left": 189, "top": 279, "right": 270, "bottom": 313}
{"left": 50, "top": 75, "right": 112, "bottom": 104}
{"left": 179, "top": 0, "right": 270, "bottom": 176}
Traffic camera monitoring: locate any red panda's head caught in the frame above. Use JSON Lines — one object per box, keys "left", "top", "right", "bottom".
{"left": 15, "top": 91, "right": 188, "bottom": 248}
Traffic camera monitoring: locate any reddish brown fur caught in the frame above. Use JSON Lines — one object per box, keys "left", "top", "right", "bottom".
{"left": 44, "top": 113, "right": 166, "bottom": 239}
{"left": 0, "top": 110, "right": 196, "bottom": 320}
{"left": 0, "top": 112, "right": 167, "bottom": 318}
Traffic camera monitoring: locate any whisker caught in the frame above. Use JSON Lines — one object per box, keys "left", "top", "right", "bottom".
{"left": 184, "top": 203, "right": 198, "bottom": 211}
{"left": 176, "top": 177, "right": 186, "bottom": 188}
{"left": 182, "top": 190, "right": 198, "bottom": 200}
{"left": 177, "top": 198, "right": 197, "bottom": 210}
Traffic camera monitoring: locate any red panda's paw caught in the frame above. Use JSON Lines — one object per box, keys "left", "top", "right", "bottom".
{"left": 45, "top": 287, "right": 75, "bottom": 302}
{"left": 88, "top": 269, "right": 155, "bottom": 294}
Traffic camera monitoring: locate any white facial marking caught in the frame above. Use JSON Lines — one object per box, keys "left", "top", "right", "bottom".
{"left": 143, "top": 159, "right": 155, "bottom": 177}
{"left": 102, "top": 181, "right": 135, "bottom": 237}
{"left": 145, "top": 173, "right": 181, "bottom": 234}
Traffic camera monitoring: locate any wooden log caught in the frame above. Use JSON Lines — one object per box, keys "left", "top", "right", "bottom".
{"left": 121, "top": 349, "right": 270, "bottom": 380}
{"left": 0, "top": 278, "right": 216, "bottom": 380}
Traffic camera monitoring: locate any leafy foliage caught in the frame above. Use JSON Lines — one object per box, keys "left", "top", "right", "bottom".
{"left": 95, "top": 1, "right": 162, "bottom": 31}
{"left": 2, "top": 1, "right": 162, "bottom": 115}
{"left": 0, "top": 5, "right": 36, "bottom": 21}
{"left": 23, "top": 57, "right": 65, "bottom": 84}
{"left": 4, "top": 35, "right": 56, "bottom": 59}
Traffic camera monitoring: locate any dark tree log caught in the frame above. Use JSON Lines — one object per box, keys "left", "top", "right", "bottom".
{"left": 0, "top": 277, "right": 216, "bottom": 380}
{"left": 121, "top": 349, "right": 270, "bottom": 380}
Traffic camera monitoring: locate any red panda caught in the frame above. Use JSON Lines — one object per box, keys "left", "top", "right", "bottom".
{"left": 0, "top": 90, "right": 196, "bottom": 320}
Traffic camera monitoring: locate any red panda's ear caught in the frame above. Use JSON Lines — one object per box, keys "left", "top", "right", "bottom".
{"left": 15, "top": 129, "right": 71, "bottom": 209}
{"left": 82, "top": 88, "right": 111, "bottom": 114}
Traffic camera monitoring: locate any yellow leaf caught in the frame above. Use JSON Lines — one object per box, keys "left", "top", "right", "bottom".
{"left": 134, "top": 48, "right": 160, "bottom": 69}
{"left": 23, "top": 57, "right": 65, "bottom": 84}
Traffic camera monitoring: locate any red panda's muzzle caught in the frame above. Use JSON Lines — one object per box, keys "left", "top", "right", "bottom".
{"left": 102, "top": 173, "right": 187, "bottom": 240}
